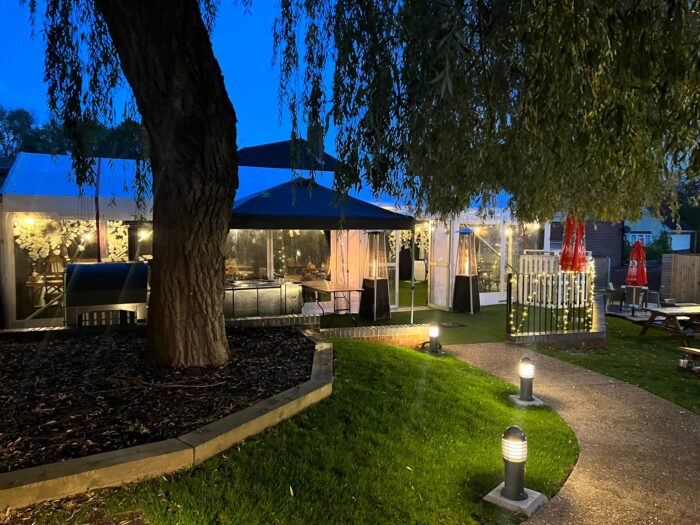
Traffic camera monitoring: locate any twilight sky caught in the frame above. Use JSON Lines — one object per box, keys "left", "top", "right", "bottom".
{"left": 0, "top": 1, "right": 336, "bottom": 153}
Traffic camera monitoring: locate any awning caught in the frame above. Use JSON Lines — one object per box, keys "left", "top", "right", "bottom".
{"left": 230, "top": 179, "right": 414, "bottom": 230}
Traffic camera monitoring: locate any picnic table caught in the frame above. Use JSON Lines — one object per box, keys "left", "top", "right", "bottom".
{"left": 639, "top": 305, "right": 700, "bottom": 345}
{"left": 678, "top": 346, "right": 700, "bottom": 372}
{"left": 302, "top": 280, "right": 364, "bottom": 316}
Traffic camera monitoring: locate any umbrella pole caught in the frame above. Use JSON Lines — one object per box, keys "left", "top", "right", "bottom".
{"left": 411, "top": 227, "right": 415, "bottom": 324}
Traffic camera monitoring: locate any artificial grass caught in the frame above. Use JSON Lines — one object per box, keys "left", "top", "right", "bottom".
{"left": 321, "top": 305, "right": 507, "bottom": 345}
{"left": 399, "top": 279, "right": 428, "bottom": 307}
{"left": 34, "top": 340, "right": 578, "bottom": 524}
{"left": 536, "top": 316, "right": 700, "bottom": 415}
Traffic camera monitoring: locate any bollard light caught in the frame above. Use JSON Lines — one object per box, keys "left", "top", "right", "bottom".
{"left": 501, "top": 426, "right": 528, "bottom": 501}
{"left": 429, "top": 323, "right": 440, "bottom": 354}
{"left": 518, "top": 356, "right": 535, "bottom": 402}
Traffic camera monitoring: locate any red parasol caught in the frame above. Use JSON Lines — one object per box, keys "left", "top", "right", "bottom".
{"left": 625, "top": 240, "right": 648, "bottom": 286}
{"left": 559, "top": 210, "right": 587, "bottom": 272}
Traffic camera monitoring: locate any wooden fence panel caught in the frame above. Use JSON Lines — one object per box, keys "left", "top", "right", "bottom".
{"left": 666, "top": 254, "right": 700, "bottom": 303}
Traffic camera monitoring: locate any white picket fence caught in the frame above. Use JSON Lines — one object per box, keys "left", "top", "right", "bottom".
{"left": 516, "top": 250, "right": 594, "bottom": 307}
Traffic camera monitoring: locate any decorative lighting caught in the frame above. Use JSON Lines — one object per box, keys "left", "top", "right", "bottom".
{"left": 138, "top": 228, "right": 152, "bottom": 241}
{"left": 82, "top": 232, "right": 93, "bottom": 242}
{"left": 501, "top": 426, "right": 528, "bottom": 501}
{"left": 23, "top": 217, "right": 36, "bottom": 225}
{"left": 518, "top": 356, "right": 535, "bottom": 402}
{"left": 429, "top": 323, "right": 440, "bottom": 354}
{"left": 505, "top": 227, "right": 514, "bottom": 237}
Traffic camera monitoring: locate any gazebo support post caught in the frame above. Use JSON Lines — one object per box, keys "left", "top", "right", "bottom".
{"left": 410, "top": 227, "right": 415, "bottom": 324}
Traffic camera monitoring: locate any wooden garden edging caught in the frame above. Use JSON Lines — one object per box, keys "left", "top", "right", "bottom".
{"left": 0, "top": 329, "right": 333, "bottom": 511}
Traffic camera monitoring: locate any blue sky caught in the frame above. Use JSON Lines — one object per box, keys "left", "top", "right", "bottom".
{"left": 0, "top": 1, "right": 336, "bottom": 153}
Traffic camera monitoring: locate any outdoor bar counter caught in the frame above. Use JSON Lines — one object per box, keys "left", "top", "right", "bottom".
{"left": 224, "top": 279, "right": 302, "bottom": 318}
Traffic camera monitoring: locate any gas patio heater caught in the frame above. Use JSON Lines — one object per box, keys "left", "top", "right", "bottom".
{"left": 453, "top": 228, "right": 480, "bottom": 314}
{"left": 359, "top": 230, "right": 391, "bottom": 321}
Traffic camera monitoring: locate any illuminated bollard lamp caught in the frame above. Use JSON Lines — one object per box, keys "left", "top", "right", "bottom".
{"left": 483, "top": 426, "right": 549, "bottom": 517}
{"left": 420, "top": 323, "right": 443, "bottom": 355}
{"left": 508, "top": 356, "right": 545, "bottom": 407}
{"left": 501, "top": 426, "right": 528, "bottom": 500}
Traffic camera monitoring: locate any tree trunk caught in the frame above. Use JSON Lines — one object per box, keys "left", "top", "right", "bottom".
{"left": 95, "top": 0, "right": 237, "bottom": 367}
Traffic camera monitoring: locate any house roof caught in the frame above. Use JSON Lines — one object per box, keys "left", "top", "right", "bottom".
{"left": 230, "top": 179, "right": 414, "bottom": 230}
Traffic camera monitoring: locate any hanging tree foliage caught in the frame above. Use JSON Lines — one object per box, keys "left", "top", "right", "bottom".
{"left": 275, "top": 0, "right": 699, "bottom": 222}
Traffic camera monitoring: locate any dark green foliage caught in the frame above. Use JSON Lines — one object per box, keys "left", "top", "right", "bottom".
{"left": 275, "top": 1, "right": 700, "bottom": 222}
{"left": 18, "top": 117, "right": 145, "bottom": 159}
{"left": 0, "top": 106, "right": 34, "bottom": 158}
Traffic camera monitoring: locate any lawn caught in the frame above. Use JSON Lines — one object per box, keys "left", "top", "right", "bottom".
{"left": 321, "top": 304, "right": 507, "bottom": 345}
{"left": 399, "top": 279, "right": 428, "bottom": 307}
{"left": 536, "top": 316, "right": 700, "bottom": 415}
{"left": 26, "top": 340, "right": 578, "bottom": 524}
{"left": 322, "top": 304, "right": 700, "bottom": 414}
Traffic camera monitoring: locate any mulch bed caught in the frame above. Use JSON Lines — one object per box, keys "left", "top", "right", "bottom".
{"left": 0, "top": 327, "right": 315, "bottom": 473}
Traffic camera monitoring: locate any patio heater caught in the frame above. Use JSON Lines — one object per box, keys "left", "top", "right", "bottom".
{"left": 359, "top": 230, "right": 390, "bottom": 321}
{"left": 452, "top": 228, "right": 480, "bottom": 314}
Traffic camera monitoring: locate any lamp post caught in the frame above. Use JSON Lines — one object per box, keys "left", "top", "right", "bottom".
{"left": 429, "top": 323, "right": 440, "bottom": 354}
{"left": 519, "top": 356, "right": 535, "bottom": 402}
{"left": 501, "top": 426, "right": 528, "bottom": 501}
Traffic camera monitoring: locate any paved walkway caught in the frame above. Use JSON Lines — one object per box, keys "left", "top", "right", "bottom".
{"left": 446, "top": 343, "right": 700, "bottom": 525}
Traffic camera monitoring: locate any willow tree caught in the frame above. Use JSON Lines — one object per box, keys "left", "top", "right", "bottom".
{"left": 27, "top": 0, "right": 698, "bottom": 367}
{"left": 28, "top": 0, "right": 241, "bottom": 367}
{"left": 276, "top": 1, "right": 699, "bottom": 221}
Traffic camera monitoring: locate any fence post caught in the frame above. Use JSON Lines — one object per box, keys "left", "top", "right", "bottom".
{"left": 506, "top": 273, "right": 513, "bottom": 335}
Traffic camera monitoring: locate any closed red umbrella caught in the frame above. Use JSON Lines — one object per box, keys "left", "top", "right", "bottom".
{"left": 560, "top": 211, "right": 587, "bottom": 272}
{"left": 626, "top": 240, "right": 648, "bottom": 286}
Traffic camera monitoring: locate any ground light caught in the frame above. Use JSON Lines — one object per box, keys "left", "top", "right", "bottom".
{"left": 519, "top": 356, "right": 535, "bottom": 401}
{"left": 501, "top": 426, "right": 527, "bottom": 500}
{"left": 509, "top": 356, "right": 545, "bottom": 407}
{"left": 483, "top": 426, "right": 549, "bottom": 516}
{"left": 429, "top": 323, "right": 440, "bottom": 353}
{"left": 419, "top": 323, "right": 443, "bottom": 355}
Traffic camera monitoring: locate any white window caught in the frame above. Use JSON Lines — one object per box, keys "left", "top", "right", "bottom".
{"left": 628, "top": 232, "right": 653, "bottom": 245}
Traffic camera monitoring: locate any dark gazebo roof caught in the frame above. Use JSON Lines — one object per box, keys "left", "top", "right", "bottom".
{"left": 237, "top": 139, "right": 337, "bottom": 171}
{"left": 230, "top": 179, "right": 414, "bottom": 230}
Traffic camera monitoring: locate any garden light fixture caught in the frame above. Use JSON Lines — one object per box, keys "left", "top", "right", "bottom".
{"left": 429, "top": 323, "right": 440, "bottom": 353}
{"left": 501, "top": 426, "right": 528, "bottom": 501}
{"left": 519, "top": 356, "right": 535, "bottom": 402}
{"left": 484, "top": 427, "right": 548, "bottom": 515}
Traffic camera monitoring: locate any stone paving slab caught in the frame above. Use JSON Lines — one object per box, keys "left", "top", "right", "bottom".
{"left": 446, "top": 342, "right": 700, "bottom": 525}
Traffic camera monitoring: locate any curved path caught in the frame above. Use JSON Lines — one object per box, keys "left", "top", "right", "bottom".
{"left": 446, "top": 343, "right": 700, "bottom": 525}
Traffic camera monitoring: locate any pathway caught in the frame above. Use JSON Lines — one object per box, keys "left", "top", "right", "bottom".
{"left": 446, "top": 342, "right": 700, "bottom": 525}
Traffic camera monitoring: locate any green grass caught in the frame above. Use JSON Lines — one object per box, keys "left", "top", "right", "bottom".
{"left": 321, "top": 305, "right": 507, "bottom": 345}
{"left": 399, "top": 279, "right": 428, "bottom": 307}
{"left": 322, "top": 304, "right": 700, "bottom": 414}
{"left": 536, "top": 316, "right": 700, "bottom": 415}
{"left": 34, "top": 340, "right": 578, "bottom": 524}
